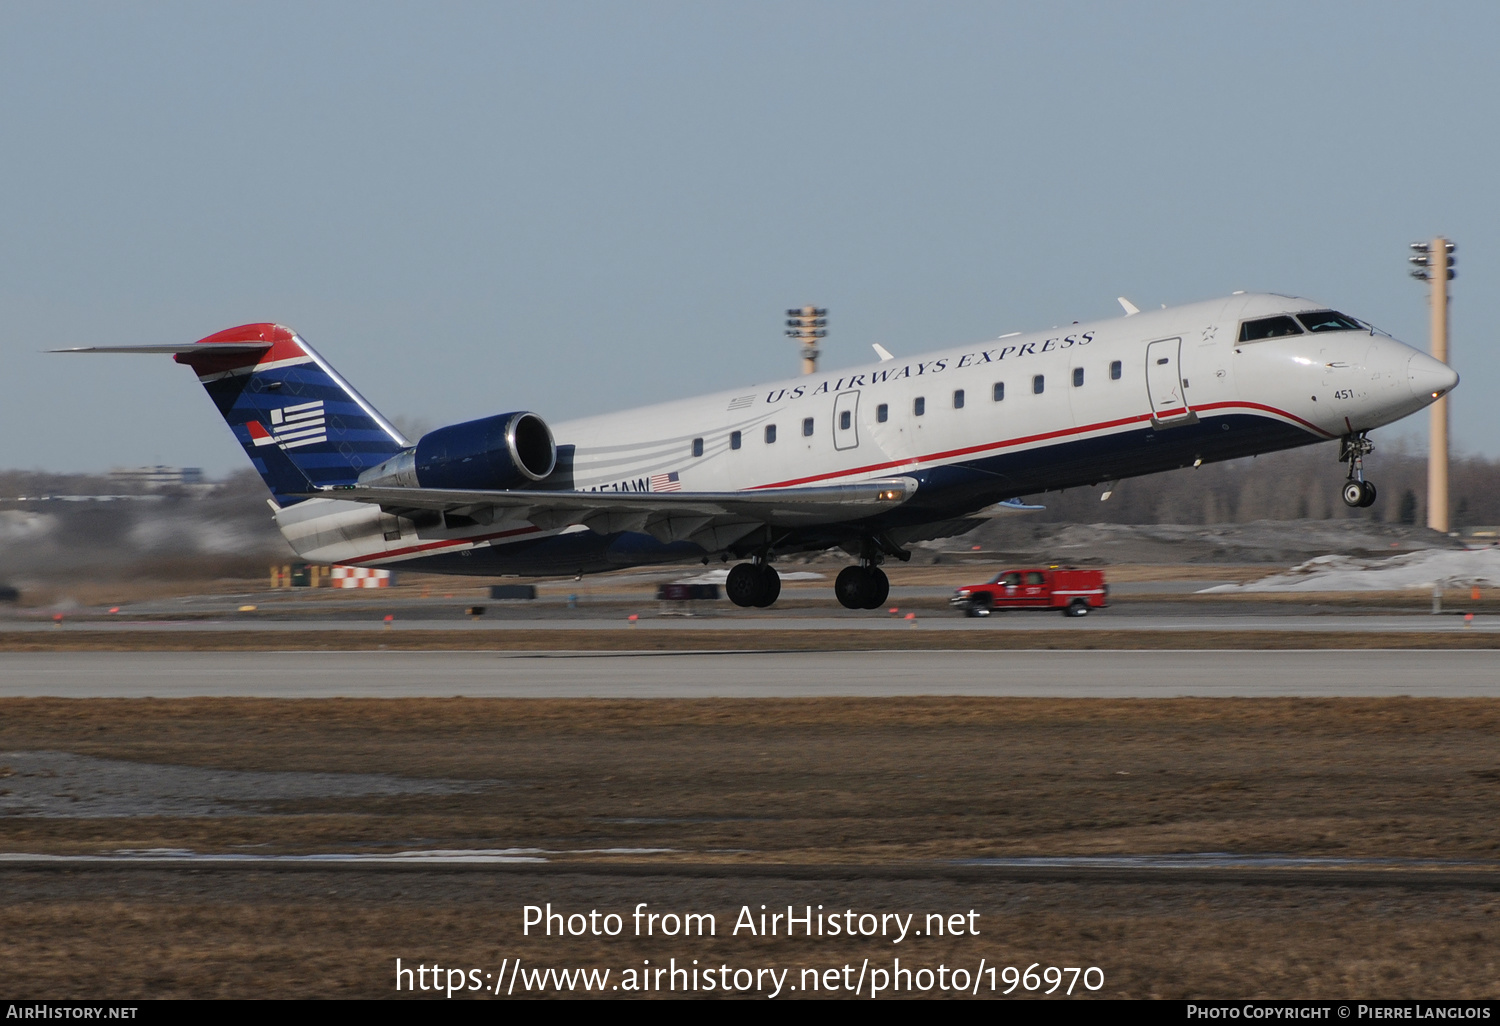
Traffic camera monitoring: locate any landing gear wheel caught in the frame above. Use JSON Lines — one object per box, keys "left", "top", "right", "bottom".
{"left": 1358, "top": 482, "right": 1378, "bottom": 508}
{"left": 1064, "top": 598, "right": 1090, "bottom": 617}
{"left": 861, "top": 567, "right": 889, "bottom": 609}
{"left": 751, "top": 564, "right": 781, "bottom": 607}
{"left": 726, "top": 563, "right": 760, "bottom": 607}
{"left": 835, "top": 566, "right": 869, "bottom": 610}
{"left": 1342, "top": 480, "right": 1369, "bottom": 508}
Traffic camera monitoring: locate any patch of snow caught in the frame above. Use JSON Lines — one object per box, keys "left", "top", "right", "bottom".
{"left": 1200, "top": 546, "right": 1500, "bottom": 592}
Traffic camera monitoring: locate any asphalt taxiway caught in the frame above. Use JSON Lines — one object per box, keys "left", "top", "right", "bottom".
{"left": 3, "top": 649, "right": 1495, "bottom": 698}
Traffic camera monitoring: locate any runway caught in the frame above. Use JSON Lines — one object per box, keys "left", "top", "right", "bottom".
{"left": 3, "top": 649, "right": 1496, "bottom": 697}
{"left": 7, "top": 612, "right": 1500, "bottom": 633}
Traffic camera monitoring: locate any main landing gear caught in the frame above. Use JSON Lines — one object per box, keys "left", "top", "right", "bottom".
{"left": 1339, "top": 432, "right": 1378, "bottom": 508}
{"left": 835, "top": 564, "right": 890, "bottom": 610}
{"left": 726, "top": 561, "right": 781, "bottom": 608}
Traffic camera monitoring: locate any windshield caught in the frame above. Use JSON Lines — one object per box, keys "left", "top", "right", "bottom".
{"left": 1296, "top": 310, "right": 1364, "bottom": 333}
{"left": 1238, "top": 316, "right": 1304, "bottom": 342}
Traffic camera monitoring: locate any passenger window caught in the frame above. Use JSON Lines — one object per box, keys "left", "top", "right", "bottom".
{"left": 1032, "top": 375, "right": 1044, "bottom": 395}
{"left": 1238, "top": 316, "right": 1304, "bottom": 342}
{"left": 730, "top": 430, "right": 741, "bottom": 450}
{"left": 1110, "top": 360, "right": 1122, "bottom": 380}
{"left": 765, "top": 424, "right": 776, "bottom": 444}
{"left": 692, "top": 437, "right": 703, "bottom": 457}
{"left": 992, "top": 382, "right": 1005, "bottom": 401}
{"left": 953, "top": 389, "right": 965, "bottom": 409}
{"left": 914, "top": 397, "right": 925, "bottom": 416}
{"left": 877, "top": 403, "right": 888, "bottom": 423}
{"left": 839, "top": 410, "right": 851, "bottom": 430}
{"left": 1024, "top": 571, "right": 1045, "bottom": 585}
{"left": 802, "top": 417, "right": 814, "bottom": 437}
{"left": 1072, "top": 367, "right": 1084, "bottom": 387}
{"left": 1002, "top": 572, "right": 1021, "bottom": 587}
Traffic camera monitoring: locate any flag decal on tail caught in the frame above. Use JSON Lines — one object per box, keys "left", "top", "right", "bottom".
{"left": 249, "top": 400, "right": 328, "bottom": 449}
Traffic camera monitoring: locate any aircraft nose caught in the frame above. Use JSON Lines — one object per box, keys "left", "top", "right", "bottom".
{"left": 1408, "top": 351, "right": 1459, "bottom": 401}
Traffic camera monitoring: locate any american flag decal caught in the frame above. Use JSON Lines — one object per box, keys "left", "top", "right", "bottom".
{"left": 650, "top": 471, "right": 681, "bottom": 492}
{"left": 248, "top": 400, "right": 327, "bottom": 449}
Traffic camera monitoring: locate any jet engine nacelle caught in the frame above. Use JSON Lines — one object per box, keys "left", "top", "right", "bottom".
{"left": 357, "top": 411, "right": 556, "bottom": 491}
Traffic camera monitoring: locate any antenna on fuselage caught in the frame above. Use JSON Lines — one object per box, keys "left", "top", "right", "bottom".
{"left": 1117, "top": 297, "right": 1141, "bottom": 316}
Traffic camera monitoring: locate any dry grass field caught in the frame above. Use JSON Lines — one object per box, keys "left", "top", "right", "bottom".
{"left": 2, "top": 697, "right": 1499, "bottom": 998}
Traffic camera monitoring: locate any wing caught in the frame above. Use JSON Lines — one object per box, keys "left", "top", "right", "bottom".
{"left": 306, "top": 478, "right": 919, "bottom": 550}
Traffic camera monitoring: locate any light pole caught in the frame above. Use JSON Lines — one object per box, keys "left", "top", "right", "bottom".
{"left": 1409, "top": 238, "right": 1456, "bottom": 532}
{"left": 785, "top": 306, "right": 826, "bottom": 375}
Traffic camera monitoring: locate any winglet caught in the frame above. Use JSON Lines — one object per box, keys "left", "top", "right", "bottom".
{"left": 872, "top": 343, "right": 895, "bottom": 362}
{"left": 1117, "top": 297, "right": 1140, "bottom": 316}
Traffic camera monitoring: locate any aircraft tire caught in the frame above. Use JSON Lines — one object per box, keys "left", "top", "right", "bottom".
{"left": 861, "top": 567, "right": 890, "bottom": 609}
{"left": 1359, "top": 482, "right": 1378, "bottom": 508}
{"left": 1342, "top": 481, "right": 1366, "bottom": 508}
{"left": 751, "top": 564, "right": 781, "bottom": 608}
{"left": 725, "top": 563, "right": 761, "bottom": 607}
{"left": 835, "top": 566, "right": 869, "bottom": 610}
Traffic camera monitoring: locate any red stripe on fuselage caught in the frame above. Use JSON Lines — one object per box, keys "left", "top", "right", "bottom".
{"left": 340, "top": 524, "right": 542, "bottom": 565}
{"left": 752, "top": 400, "right": 1332, "bottom": 490}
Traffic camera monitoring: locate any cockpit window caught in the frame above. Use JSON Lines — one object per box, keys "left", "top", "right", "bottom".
{"left": 1296, "top": 310, "right": 1364, "bottom": 333}
{"left": 1238, "top": 316, "right": 1304, "bottom": 342}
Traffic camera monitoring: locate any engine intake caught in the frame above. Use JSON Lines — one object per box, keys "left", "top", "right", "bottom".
{"left": 358, "top": 411, "right": 556, "bottom": 491}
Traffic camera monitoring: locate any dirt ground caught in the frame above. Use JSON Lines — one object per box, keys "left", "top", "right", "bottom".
{"left": 2, "top": 697, "right": 1500, "bottom": 998}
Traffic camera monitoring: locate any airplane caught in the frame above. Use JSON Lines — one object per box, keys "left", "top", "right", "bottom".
{"left": 60, "top": 291, "right": 1458, "bottom": 609}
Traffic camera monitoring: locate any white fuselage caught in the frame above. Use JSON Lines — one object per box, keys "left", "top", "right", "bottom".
{"left": 275, "top": 293, "right": 1454, "bottom": 570}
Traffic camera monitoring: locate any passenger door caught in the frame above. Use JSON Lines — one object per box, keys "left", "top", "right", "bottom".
{"left": 1145, "top": 337, "right": 1195, "bottom": 427}
{"left": 1020, "top": 570, "right": 1048, "bottom": 607}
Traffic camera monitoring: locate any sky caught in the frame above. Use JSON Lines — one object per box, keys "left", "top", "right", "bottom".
{"left": 1, "top": 1, "right": 1496, "bottom": 474}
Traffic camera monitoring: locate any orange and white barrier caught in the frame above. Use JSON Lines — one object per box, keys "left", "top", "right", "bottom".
{"left": 330, "top": 565, "right": 392, "bottom": 588}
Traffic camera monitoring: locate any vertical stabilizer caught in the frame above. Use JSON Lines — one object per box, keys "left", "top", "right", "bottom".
{"left": 172, "top": 324, "right": 408, "bottom": 503}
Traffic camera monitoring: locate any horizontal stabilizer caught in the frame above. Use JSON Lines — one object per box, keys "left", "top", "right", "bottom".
{"left": 51, "top": 343, "right": 274, "bottom": 354}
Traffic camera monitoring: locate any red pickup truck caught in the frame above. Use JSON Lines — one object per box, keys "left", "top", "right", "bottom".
{"left": 950, "top": 567, "right": 1108, "bottom": 618}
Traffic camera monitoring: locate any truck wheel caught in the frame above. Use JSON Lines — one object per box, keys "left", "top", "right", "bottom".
{"left": 1064, "top": 599, "right": 1089, "bottom": 617}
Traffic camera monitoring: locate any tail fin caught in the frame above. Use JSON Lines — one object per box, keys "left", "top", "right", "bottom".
{"left": 61, "top": 323, "right": 410, "bottom": 504}
{"left": 179, "top": 324, "right": 409, "bottom": 503}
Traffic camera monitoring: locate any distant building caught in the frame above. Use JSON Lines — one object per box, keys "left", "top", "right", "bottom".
{"left": 107, "top": 466, "right": 206, "bottom": 490}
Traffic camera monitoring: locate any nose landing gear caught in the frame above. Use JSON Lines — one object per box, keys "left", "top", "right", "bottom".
{"left": 1339, "top": 432, "right": 1378, "bottom": 508}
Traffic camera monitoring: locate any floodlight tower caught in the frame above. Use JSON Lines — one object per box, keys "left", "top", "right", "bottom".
{"left": 1409, "top": 237, "right": 1456, "bottom": 532}
{"left": 785, "top": 306, "right": 826, "bottom": 375}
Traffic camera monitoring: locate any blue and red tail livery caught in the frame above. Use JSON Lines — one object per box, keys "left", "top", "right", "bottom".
{"left": 172, "top": 324, "right": 408, "bottom": 504}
